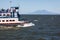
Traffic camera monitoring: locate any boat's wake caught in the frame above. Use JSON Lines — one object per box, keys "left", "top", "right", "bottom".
{"left": 16, "top": 22, "right": 35, "bottom": 27}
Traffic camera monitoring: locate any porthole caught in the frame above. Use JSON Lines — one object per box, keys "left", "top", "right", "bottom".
{"left": 6, "top": 20, "right": 8, "bottom": 22}
{"left": 10, "top": 20, "right": 15, "bottom": 21}
{"left": 7, "top": 14, "right": 10, "bottom": 16}
{"left": 10, "top": 20, "right": 12, "bottom": 21}
{"left": 13, "top": 20, "right": 15, "bottom": 21}
{"left": 3, "top": 14, "right": 5, "bottom": 16}
{"left": 2, "top": 20, "right": 5, "bottom": 22}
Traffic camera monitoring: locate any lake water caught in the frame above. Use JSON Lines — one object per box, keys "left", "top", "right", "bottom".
{"left": 0, "top": 15, "right": 60, "bottom": 40}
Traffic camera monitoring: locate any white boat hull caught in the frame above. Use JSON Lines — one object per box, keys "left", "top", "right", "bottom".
{"left": 16, "top": 22, "right": 35, "bottom": 27}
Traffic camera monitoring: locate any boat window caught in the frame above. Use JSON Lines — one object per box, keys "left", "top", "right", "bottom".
{"left": 7, "top": 14, "right": 9, "bottom": 16}
{"left": 6, "top": 20, "right": 8, "bottom": 22}
{"left": 2, "top": 20, "right": 5, "bottom": 22}
{"left": 13, "top": 20, "right": 15, "bottom": 21}
{"left": 3, "top": 14, "right": 5, "bottom": 16}
{"left": 10, "top": 20, "right": 12, "bottom": 21}
{"left": 10, "top": 20, "right": 15, "bottom": 21}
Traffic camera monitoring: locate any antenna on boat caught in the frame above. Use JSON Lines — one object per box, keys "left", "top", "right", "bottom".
{"left": 9, "top": 1, "right": 12, "bottom": 8}
{"left": 9, "top": 0, "right": 20, "bottom": 20}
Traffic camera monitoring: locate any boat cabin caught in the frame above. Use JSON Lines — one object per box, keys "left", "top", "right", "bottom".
{"left": 0, "top": 7, "right": 19, "bottom": 18}
{"left": 0, "top": 7, "right": 20, "bottom": 24}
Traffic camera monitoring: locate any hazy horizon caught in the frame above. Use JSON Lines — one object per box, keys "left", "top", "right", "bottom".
{"left": 0, "top": 0, "right": 60, "bottom": 14}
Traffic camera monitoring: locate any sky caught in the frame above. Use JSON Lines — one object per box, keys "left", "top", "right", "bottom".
{"left": 0, "top": 0, "right": 60, "bottom": 14}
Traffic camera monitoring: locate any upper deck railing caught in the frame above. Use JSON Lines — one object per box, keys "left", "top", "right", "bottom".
{"left": 0, "top": 9, "right": 10, "bottom": 13}
{"left": 0, "top": 7, "right": 19, "bottom": 18}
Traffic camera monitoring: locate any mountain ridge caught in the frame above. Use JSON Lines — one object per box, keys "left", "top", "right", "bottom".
{"left": 28, "top": 10, "right": 60, "bottom": 15}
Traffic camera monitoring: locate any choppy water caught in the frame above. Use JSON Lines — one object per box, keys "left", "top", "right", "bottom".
{"left": 0, "top": 15, "right": 60, "bottom": 40}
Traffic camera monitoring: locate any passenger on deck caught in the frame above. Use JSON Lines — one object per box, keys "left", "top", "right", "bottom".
{"left": 1, "top": 8, "right": 5, "bottom": 13}
{"left": 6, "top": 9, "right": 11, "bottom": 13}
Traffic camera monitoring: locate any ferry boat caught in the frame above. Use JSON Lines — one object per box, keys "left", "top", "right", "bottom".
{"left": 0, "top": 7, "right": 35, "bottom": 27}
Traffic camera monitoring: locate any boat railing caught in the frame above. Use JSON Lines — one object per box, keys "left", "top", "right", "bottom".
{"left": 0, "top": 9, "right": 11, "bottom": 13}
